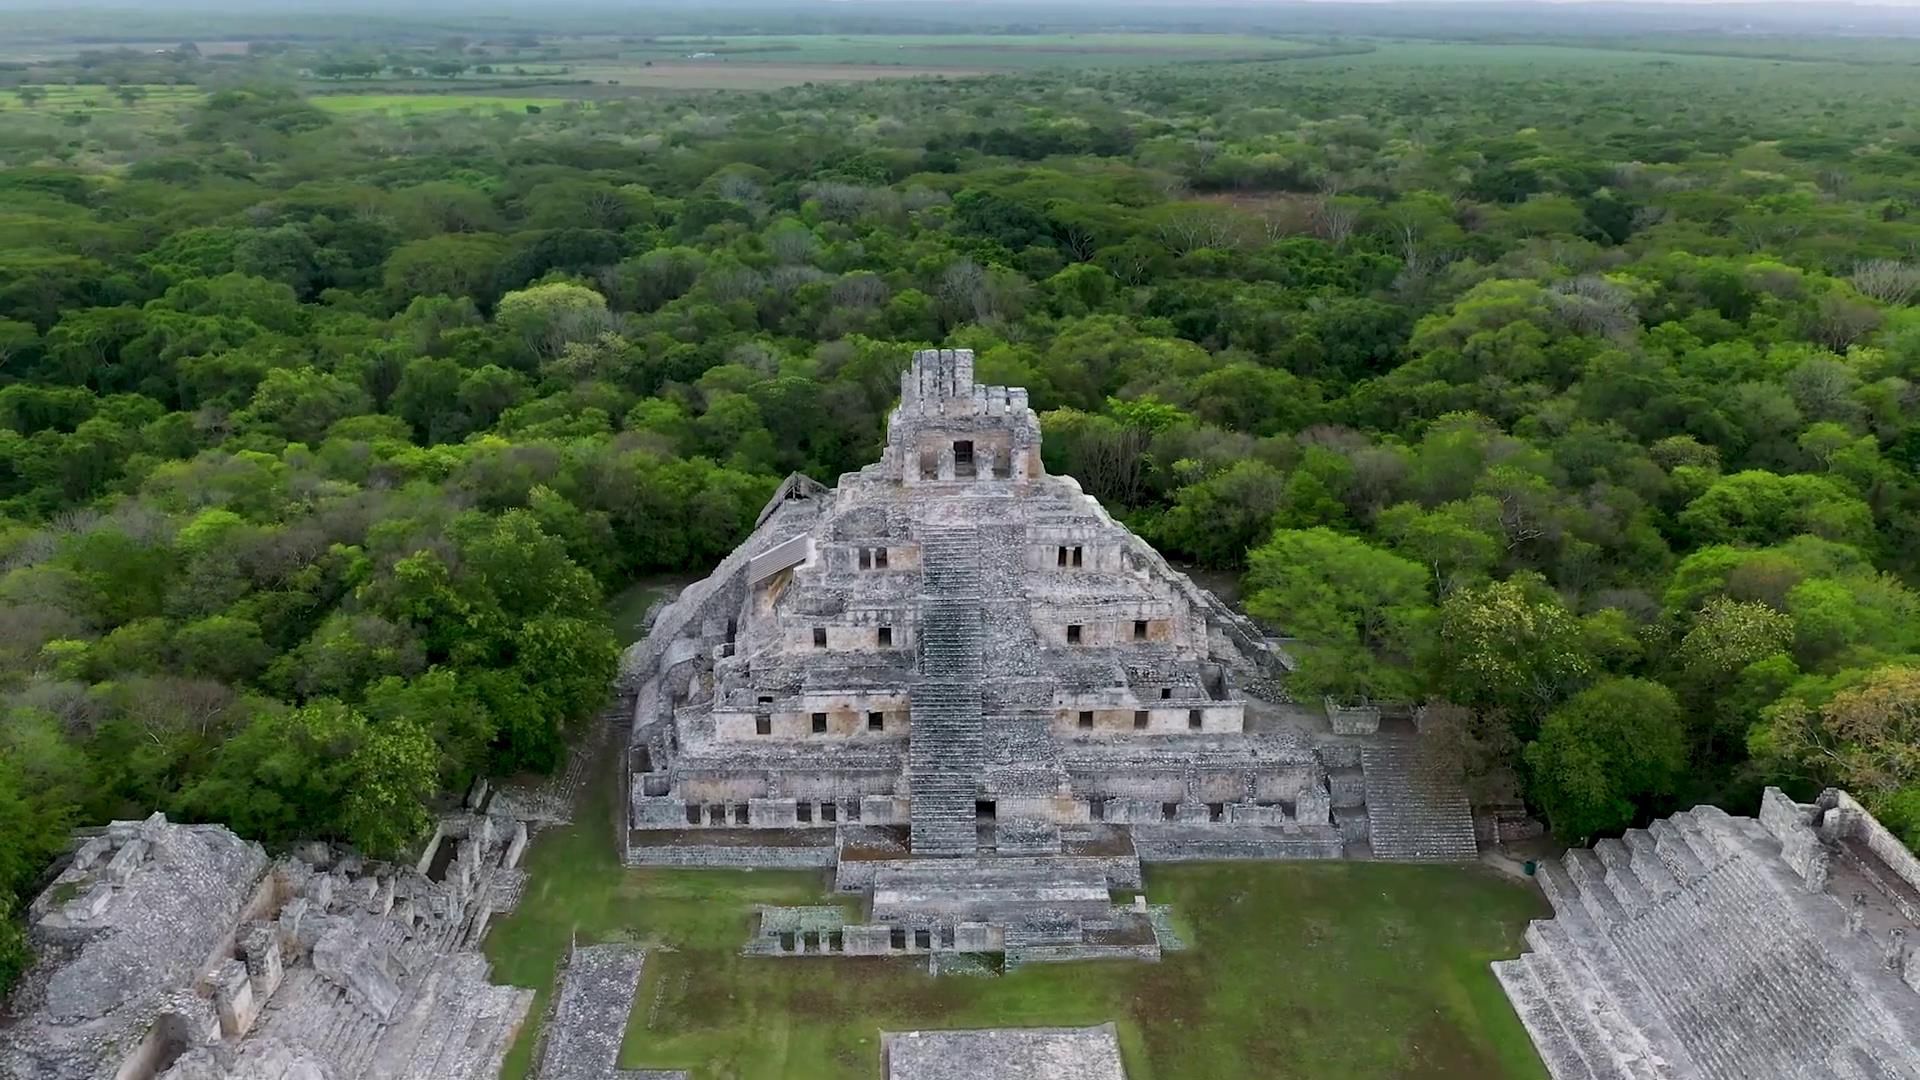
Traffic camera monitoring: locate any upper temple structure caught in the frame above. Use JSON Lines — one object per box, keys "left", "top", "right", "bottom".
{"left": 620, "top": 347, "right": 1479, "bottom": 966}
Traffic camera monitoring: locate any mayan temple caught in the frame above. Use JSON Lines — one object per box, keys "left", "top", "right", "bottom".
{"left": 619, "top": 347, "right": 1479, "bottom": 965}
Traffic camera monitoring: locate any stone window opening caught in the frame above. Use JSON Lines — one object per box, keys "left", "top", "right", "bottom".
{"left": 733, "top": 804, "right": 749, "bottom": 825}
{"left": 821, "top": 801, "right": 837, "bottom": 823}
{"left": 755, "top": 715, "right": 771, "bottom": 735}
{"left": 914, "top": 928, "right": 933, "bottom": 950}
{"left": 1078, "top": 710, "right": 1094, "bottom": 730}
{"left": 779, "top": 932, "right": 796, "bottom": 953}
{"left": 813, "top": 626, "right": 827, "bottom": 648}
{"left": 847, "top": 800, "right": 862, "bottom": 821}
{"left": 953, "top": 440, "right": 975, "bottom": 478}
{"left": 1162, "top": 802, "right": 1179, "bottom": 821}
{"left": 685, "top": 805, "right": 701, "bottom": 825}
{"left": 1188, "top": 709, "right": 1203, "bottom": 730}
{"left": 890, "top": 927, "right": 907, "bottom": 950}
{"left": 1090, "top": 799, "right": 1105, "bottom": 821}
{"left": 1133, "top": 619, "right": 1148, "bottom": 641}
{"left": 1067, "top": 624, "right": 1082, "bottom": 645}
{"left": 975, "top": 799, "right": 997, "bottom": 821}
{"left": 1160, "top": 687, "right": 1172, "bottom": 700}
{"left": 828, "top": 931, "right": 844, "bottom": 952}
{"left": 874, "top": 547, "right": 889, "bottom": 569}
{"left": 811, "top": 712, "right": 828, "bottom": 733}
{"left": 758, "top": 695, "right": 773, "bottom": 705}
{"left": 797, "top": 802, "right": 813, "bottom": 823}
{"left": 707, "top": 804, "right": 725, "bottom": 825}
{"left": 725, "top": 618, "right": 737, "bottom": 643}
{"left": 1072, "top": 546, "right": 1084, "bottom": 567}
{"left": 869, "top": 711, "right": 886, "bottom": 732}
{"left": 1057, "top": 545, "right": 1068, "bottom": 567}
{"left": 1208, "top": 802, "right": 1225, "bottom": 822}
{"left": 877, "top": 625, "right": 893, "bottom": 647}
{"left": 858, "top": 548, "right": 872, "bottom": 570}
{"left": 1134, "top": 710, "right": 1148, "bottom": 730}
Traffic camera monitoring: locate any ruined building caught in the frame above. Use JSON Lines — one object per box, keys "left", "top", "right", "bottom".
{"left": 1496, "top": 788, "right": 1920, "bottom": 1080}
{"left": 620, "top": 348, "right": 1479, "bottom": 965}
{"left": 0, "top": 810, "right": 533, "bottom": 1080}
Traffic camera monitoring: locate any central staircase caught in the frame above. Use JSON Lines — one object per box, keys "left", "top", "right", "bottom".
{"left": 911, "top": 526, "right": 986, "bottom": 856}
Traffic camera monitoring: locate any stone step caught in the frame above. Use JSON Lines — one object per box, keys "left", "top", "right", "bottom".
{"left": 1646, "top": 818, "right": 1705, "bottom": 882}
{"left": 1524, "top": 943, "right": 1631, "bottom": 1080}
{"left": 1494, "top": 957, "right": 1602, "bottom": 1080}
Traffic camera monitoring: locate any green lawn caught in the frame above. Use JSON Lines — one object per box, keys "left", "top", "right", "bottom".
{"left": 485, "top": 755, "right": 1551, "bottom": 1080}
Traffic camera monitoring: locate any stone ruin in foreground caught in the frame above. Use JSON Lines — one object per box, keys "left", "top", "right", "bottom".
{"left": 0, "top": 806, "right": 534, "bottom": 1080}
{"left": 619, "top": 348, "right": 1483, "bottom": 970}
{"left": 1497, "top": 788, "right": 1920, "bottom": 1080}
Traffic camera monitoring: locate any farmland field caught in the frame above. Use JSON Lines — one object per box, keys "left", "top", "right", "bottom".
{"left": 286, "top": 31, "right": 1348, "bottom": 101}
{"left": 537, "top": 61, "right": 989, "bottom": 91}
{"left": 616, "top": 32, "right": 1335, "bottom": 69}
{"left": 0, "top": 83, "right": 200, "bottom": 113}
{"left": 309, "top": 93, "right": 574, "bottom": 115}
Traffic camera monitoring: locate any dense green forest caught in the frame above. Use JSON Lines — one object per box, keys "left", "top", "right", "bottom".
{"left": 5, "top": 26, "right": 1920, "bottom": 991}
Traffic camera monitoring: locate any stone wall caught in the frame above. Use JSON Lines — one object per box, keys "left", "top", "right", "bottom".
{"left": 1760, "top": 787, "right": 1825, "bottom": 886}
{"left": 1130, "top": 825, "right": 1344, "bottom": 861}
{"left": 1012, "top": 943, "right": 1161, "bottom": 965}
{"left": 1325, "top": 698, "right": 1381, "bottom": 735}
{"left": 1824, "top": 788, "right": 1920, "bottom": 901}
{"left": 624, "top": 844, "right": 836, "bottom": 870}
{"left": 833, "top": 854, "right": 1142, "bottom": 893}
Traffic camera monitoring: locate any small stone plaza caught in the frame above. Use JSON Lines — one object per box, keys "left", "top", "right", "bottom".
{"left": 3, "top": 349, "right": 1919, "bottom": 1079}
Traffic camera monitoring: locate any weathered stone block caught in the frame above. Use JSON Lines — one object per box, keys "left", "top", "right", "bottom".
{"left": 843, "top": 924, "right": 895, "bottom": 955}
{"left": 749, "top": 798, "right": 798, "bottom": 828}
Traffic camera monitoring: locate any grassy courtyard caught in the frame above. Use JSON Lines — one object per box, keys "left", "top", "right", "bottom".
{"left": 485, "top": 757, "right": 1550, "bottom": 1080}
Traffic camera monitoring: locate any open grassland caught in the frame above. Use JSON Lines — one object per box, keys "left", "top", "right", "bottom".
{"left": 485, "top": 756, "right": 1550, "bottom": 1080}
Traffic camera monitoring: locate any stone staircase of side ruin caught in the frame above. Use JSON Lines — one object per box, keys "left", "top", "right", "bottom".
{"left": 1494, "top": 808, "right": 1920, "bottom": 1080}
{"left": 1359, "top": 740, "right": 1478, "bottom": 861}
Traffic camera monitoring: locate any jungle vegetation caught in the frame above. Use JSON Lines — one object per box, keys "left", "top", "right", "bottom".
{"left": 4, "top": 15, "right": 1920, "bottom": 991}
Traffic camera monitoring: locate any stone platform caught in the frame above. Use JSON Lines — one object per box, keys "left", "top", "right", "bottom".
{"left": 532, "top": 943, "right": 687, "bottom": 1080}
{"left": 882, "top": 1024, "right": 1127, "bottom": 1080}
